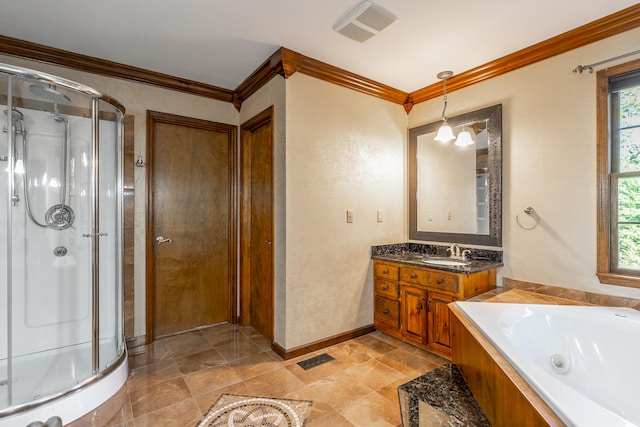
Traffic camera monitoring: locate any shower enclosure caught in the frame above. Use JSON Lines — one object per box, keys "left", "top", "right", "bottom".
{"left": 0, "top": 63, "right": 127, "bottom": 425}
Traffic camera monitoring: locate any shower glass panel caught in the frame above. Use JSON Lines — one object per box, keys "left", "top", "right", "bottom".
{"left": 97, "top": 99, "right": 124, "bottom": 372}
{"left": 0, "top": 63, "right": 126, "bottom": 423}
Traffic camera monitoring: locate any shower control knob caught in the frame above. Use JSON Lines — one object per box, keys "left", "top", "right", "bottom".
{"left": 155, "top": 236, "right": 173, "bottom": 244}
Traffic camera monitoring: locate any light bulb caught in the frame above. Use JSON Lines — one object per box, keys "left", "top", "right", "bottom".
{"left": 455, "top": 130, "right": 474, "bottom": 147}
{"left": 435, "top": 123, "right": 455, "bottom": 142}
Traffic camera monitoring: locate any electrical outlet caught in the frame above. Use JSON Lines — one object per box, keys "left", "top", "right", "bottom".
{"left": 346, "top": 210, "right": 354, "bottom": 223}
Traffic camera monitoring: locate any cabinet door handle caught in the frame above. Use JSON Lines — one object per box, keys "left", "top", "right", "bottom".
{"left": 383, "top": 309, "right": 389, "bottom": 314}
{"left": 427, "top": 300, "right": 432, "bottom": 312}
{"left": 436, "top": 279, "right": 444, "bottom": 284}
{"left": 418, "top": 299, "right": 424, "bottom": 312}
{"left": 381, "top": 285, "right": 389, "bottom": 290}
{"left": 382, "top": 269, "right": 389, "bottom": 274}
{"left": 410, "top": 274, "right": 417, "bottom": 279}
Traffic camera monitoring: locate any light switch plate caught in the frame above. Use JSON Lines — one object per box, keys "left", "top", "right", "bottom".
{"left": 347, "top": 210, "right": 354, "bottom": 223}
{"left": 377, "top": 210, "right": 383, "bottom": 222}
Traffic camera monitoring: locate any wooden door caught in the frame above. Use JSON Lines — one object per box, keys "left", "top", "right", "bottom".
{"left": 401, "top": 286, "right": 427, "bottom": 345}
{"left": 146, "top": 111, "right": 237, "bottom": 338}
{"left": 428, "top": 292, "right": 454, "bottom": 353}
{"left": 240, "top": 107, "right": 274, "bottom": 341}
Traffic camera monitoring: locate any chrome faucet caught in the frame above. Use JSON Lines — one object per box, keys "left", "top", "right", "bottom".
{"left": 448, "top": 243, "right": 461, "bottom": 259}
{"left": 447, "top": 243, "right": 472, "bottom": 261}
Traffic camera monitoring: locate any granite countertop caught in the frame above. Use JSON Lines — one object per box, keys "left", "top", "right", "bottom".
{"left": 371, "top": 251, "right": 504, "bottom": 274}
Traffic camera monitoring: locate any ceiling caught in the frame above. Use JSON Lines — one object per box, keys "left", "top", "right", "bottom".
{"left": 0, "top": 1, "right": 637, "bottom": 93}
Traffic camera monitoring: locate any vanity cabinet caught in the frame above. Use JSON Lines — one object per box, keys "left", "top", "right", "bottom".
{"left": 373, "top": 259, "right": 496, "bottom": 357}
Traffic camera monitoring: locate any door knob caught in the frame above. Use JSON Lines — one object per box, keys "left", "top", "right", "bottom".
{"left": 265, "top": 240, "right": 272, "bottom": 245}
{"left": 155, "top": 236, "right": 173, "bottom": 244}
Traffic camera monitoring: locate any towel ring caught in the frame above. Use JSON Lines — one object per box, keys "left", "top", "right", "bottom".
{"left": 516, "top": 207, "right": 539, "bottom": 230}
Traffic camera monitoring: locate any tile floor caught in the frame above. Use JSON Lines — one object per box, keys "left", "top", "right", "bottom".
{"left": 68, "top": 324, "right": 447, "bottom": 427}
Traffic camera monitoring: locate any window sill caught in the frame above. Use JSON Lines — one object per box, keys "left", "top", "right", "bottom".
{"left": 596, "top": 272, "right": 640, "bottom": 289}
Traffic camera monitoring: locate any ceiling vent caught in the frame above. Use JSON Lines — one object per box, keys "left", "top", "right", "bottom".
{"left": 333, "top": 1, "right": 398, "bottom": 43}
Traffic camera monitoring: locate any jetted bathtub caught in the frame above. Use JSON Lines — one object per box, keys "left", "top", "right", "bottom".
{"left": 455, "top": 302, "right": 640, "bottom": 427}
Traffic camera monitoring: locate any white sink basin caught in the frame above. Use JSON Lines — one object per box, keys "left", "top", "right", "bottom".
{"left": 421, "top": 258, "right": 469, "bottom": 267}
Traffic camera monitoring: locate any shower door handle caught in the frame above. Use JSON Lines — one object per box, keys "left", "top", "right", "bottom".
{"left": 155, "top": 236, "right": 173, "bottom": 244}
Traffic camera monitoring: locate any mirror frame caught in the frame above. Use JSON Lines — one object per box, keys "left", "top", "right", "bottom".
{"left": 408, "top": 103, "right": 502, "bottom": 247}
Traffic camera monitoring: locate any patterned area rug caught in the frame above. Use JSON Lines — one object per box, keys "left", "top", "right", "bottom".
{"left": 196, "top": 393, "right": 313, "bottom": 427}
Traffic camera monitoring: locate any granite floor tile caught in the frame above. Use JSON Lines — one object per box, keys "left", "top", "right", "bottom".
{"left": 126, "top": 358, "right": 182, "bottom": 391}
{"left": 200, "top": 326, "right": 244, "bottom": 346}
{"left": 345, "top": 359, "right": 406, "bottom": 391}
{"left": 129, "top": 377, "right": 193, "bottom": 418}
{"left": 378, "top": 347, "right": 445, "bottom": 375}
{"left": 131, "top": 398, "right": 201, "bottom": 427}
{"left": 229, "top": 350, "right": 282, "bottom": 380}
{"left": 308, "top": 410, "right": 357, "bottom": 426}
{"left": 237, "top": 367, "right": 307, "bottom": 397}
{"left": 66, "top": 326, "right": 449, "bottom": 426}
{"left": 285, "top": 371, "right": 374, "bottom": 411}
{"left": 214, "top": 335, "right": 265, "bottom": 361}
{"left": 162, "top": 330, "right": 213, "bottom": 358}
{"left": 182, "top": 364, "right": 242, "bottom": 396}
{"left": 173, "top": 348, "right": 227, "bottom": 375}
{"left": 351, "top": 335, "right": 401, "bottom": 357}
{"left": 339, "top": 391, "right": 402, "bottom": 427}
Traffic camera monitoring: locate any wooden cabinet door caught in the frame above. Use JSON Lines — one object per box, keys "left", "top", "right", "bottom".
{"left": 401, "top": 286, "right": 427, "bottom": 345}
{"left": 428, "top": 292, "right": 455, "bottom": 354}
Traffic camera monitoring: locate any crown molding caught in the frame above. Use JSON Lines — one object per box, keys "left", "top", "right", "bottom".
{"left": 0, "top": 35, "right": 235, "bottom": 103}
{"left": 407, "top": 3, "right": 640, "bottom": 107}
{"left": 1, "top": 3, "right": 639, "bottom": 112}
{"left": 232, "top": 47, "right": 409, "bottom": 110}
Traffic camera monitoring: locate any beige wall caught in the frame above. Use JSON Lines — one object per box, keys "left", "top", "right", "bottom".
{"left": 284, "top": 73, "right": 406, "bottom": 348}
{"left": 408, "top": 27, "right": 640, "bottom": 300}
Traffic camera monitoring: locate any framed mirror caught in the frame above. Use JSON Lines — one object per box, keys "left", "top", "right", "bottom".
{"left": 408, "top": 104, "right": 502, "bottom": 246}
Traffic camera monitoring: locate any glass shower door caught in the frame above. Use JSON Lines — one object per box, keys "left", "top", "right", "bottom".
{"left": 4, "top": 76, "right": 95, "bottom": 409}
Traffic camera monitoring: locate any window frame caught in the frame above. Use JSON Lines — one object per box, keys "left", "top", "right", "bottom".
{"left": 596, "top": 58, "right": 640, "bottom": 288}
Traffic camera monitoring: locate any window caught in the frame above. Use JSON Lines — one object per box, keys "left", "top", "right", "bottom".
{"left": 597, "top": 59, "right": 640, "bottom": 288}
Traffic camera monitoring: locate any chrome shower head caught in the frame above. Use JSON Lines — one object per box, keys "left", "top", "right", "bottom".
{"left": 3, "top": 107, "right": 24, "bottom": 121}
{"left": 29, "top": 84, "right": 71, "bottom": 105}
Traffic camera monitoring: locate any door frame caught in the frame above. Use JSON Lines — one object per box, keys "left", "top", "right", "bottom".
{"left": 239, "top": 106, "right": 274, "bottom": 333}
{"left": 145, "top": 110, "right": 238, "bottom": 341}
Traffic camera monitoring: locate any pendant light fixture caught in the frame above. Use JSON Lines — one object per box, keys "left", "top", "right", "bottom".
{"left": 434, "top": 70, "right": 455, "bottom": 143}
{"left": 454, "top": 126, "right": 474, "bottom": 147}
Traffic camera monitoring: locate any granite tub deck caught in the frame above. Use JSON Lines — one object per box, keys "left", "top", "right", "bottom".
{"left": 397, "top": 289, "right": 586, "bottom": 427}
{"left": 398, "top": 364, "right": 490, "bottom": 427}
{"left": 371, "top": 243, "right": 503, "bottom": 274}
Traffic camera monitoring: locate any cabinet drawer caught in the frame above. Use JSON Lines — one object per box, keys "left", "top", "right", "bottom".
{"left": 374, "top": 262, "right": 399, "bottom": 281}
{"left": 375, "top": 279, "right": 399, "bottom": 299}
{"left": 374, "top": 296, "right": 399, "bottom": 328}
{"left": 427, "top": 271, "right": 458, "bottom": 293}
{"left": 399, "top": 267, "right": 429, "bottom": 285}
